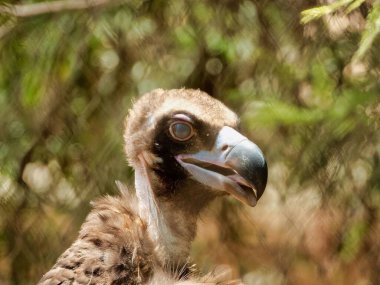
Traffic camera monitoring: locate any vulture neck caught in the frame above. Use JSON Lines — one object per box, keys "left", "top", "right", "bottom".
{"left": 134, "top": 161, "right": 209, "bottom": 267}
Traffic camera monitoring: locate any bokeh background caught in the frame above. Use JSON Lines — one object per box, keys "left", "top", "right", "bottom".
{"left": 1, "top": 0, "right": 379, "bottom": 284}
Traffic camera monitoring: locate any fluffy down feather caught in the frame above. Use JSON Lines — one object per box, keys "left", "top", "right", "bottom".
{"left": 38, "top": 183, "right": 242, "bottom": 285}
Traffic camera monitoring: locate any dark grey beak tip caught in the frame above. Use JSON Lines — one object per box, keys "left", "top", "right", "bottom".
{"left": 256, "top": 159, "right": 268, "bottom": 200}
{"left": 226, "top": 140, "right": 268, "bottom": 201}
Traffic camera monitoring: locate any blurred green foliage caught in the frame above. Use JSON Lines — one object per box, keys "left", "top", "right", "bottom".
{"left": 0, "top": 0, "right": 379, "bottom": 284}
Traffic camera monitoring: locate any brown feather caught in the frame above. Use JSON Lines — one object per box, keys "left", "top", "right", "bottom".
{"left": 38, "top": 188, "right": 242, "bottom": 285}
{"left": 39, "top": 193, "right": 155, "bottom": 285}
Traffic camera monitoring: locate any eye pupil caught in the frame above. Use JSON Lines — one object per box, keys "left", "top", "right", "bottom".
{"left": 175, "top": 123, "right": 190, "bottom": 137}
{"left": 170, "top": 122, "right": 194, "bottom": 141}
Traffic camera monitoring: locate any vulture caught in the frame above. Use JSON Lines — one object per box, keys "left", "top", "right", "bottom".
{"left": 38, "top": 89, "right": 268, "bottom": 285}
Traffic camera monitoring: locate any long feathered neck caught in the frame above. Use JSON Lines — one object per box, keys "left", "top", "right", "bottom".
{"left": 134, "top": 159, "right": 200, "bottom": 268}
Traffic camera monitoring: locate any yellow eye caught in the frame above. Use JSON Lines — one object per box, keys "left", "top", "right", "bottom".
{"left": 169, "top": 121, "right": 194, "bottom": 141}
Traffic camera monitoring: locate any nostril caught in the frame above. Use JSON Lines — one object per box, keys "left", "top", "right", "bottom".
{"left": 221, "top": 145, "right": 229, "bottom": 151}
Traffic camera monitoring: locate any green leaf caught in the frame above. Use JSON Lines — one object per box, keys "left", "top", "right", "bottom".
{"left": 353, "top": 3, "right": 380, "bottom": 61}
{"left": 340, "top": 221, "right": 369, "bottom": 262}
{"left": 345, "top": 0, "right": 366, "bottom": 13}
{"left": 300, "top": 0, "right": 354, "bottom": 24}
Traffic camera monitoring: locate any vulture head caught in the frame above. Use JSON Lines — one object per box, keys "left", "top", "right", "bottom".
{"left": 124, "top": 89, "right": 267, "bottom": 265}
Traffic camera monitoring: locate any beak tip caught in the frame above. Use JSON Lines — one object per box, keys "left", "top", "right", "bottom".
{"left": 256, "top": 160, "right": 268, "bottom": 200}
{"left": 248, "top": 198, "right": 257, "bottom": 207}
{"left": 226, "top": 140, "right": 268, "bottom": 202}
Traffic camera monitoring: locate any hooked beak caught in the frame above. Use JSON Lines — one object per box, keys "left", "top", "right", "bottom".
{"left": 176, "top": 126, "right": 267, "bottom": 207}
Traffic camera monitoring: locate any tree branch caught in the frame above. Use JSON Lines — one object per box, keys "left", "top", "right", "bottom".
{"left": 0, "top": 0, "right": 123, "bottom": 18}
